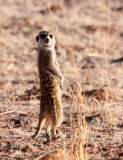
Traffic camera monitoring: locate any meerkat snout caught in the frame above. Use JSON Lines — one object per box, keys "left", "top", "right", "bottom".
{"left": 45, "top": 37, "right": 49, "bottom": 43}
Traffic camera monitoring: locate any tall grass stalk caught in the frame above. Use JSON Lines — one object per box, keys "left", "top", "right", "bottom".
{"left": 69, "top": 47, "right": 88, "bottom": 160}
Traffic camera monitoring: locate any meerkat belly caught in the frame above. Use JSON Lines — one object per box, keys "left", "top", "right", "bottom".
{"left": 40, "top": 72, "right": 60, "bottom": 95}
{"left": 40, "top": 72, "right": 61, "bottom": 105}
{"left": 39, "top": 71, "right": 62, "bottom": 125}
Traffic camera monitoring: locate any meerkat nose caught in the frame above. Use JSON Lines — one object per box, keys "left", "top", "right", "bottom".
{"left": 46, "top": 38, "right": 49, "bottom": 43}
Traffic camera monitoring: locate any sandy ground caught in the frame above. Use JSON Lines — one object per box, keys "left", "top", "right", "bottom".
{"left": 0, "top": 0, "right": 123, "bottom": 159}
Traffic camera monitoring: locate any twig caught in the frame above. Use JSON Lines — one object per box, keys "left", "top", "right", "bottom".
{"left": 0, "top": 110, "right": 15, "bottom": 116}
{"left": 35, "top": 155, "right": 45, "bottom": 160}
{"left": 0, "top": 110, "right": 27, "bottom": 116}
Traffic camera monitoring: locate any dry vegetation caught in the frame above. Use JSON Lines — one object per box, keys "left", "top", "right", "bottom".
{"left": 0, "top": 0, "right": 123, "bottom": 159}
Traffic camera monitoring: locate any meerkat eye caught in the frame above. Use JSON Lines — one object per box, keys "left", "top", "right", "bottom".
{"left": 41, "top": 34, "right": 47, "bottom": 39}
{"left": 49, "top": 34, "right": 53, "bottom": 39}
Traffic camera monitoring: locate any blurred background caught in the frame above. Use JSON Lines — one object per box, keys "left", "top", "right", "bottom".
{"left": 0, "top": 0, "right": 123, "bottom": 159}
{"left": 0, "top": 0, "right": 123, "bottom": 98}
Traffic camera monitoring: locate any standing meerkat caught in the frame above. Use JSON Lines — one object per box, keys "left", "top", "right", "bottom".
{"left": 32, "top": 31, "right": 64, "bottom": 141}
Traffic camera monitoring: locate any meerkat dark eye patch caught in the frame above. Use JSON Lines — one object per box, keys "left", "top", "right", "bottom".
{"left": 41, "top": 33, "right": 47, "bottom": 39}
{"left": 36, "top": 36, "right": 39, "bottom": 42}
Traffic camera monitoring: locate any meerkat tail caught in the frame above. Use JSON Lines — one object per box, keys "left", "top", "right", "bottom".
{"left": 32, "top": 117, "right": 46, "bottom": 139}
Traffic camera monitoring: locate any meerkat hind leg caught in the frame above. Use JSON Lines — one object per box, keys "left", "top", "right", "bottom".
{"left": 46, "top": 124, "right": 52, "bottom": 142}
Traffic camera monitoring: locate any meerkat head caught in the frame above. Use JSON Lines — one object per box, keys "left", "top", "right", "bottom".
{"left": 36, "top": 31, "right": 56, "bottom": 50}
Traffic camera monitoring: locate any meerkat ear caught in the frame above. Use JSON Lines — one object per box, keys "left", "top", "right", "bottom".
{"left": 36, "top": 36, "right": 39, "bottom": 42}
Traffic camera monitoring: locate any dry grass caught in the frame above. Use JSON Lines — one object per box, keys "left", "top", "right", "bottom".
{"left": 0, "top": 0, "right": 123, "bottom": 159}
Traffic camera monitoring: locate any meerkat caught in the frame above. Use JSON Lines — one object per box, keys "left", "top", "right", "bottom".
{"left": 32, "top": 31, "right": 64, "bottom": 141}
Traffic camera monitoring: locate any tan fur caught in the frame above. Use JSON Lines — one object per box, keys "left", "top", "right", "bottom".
{"left": 32, "top": 31, "right": 63, "bottom": 140}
